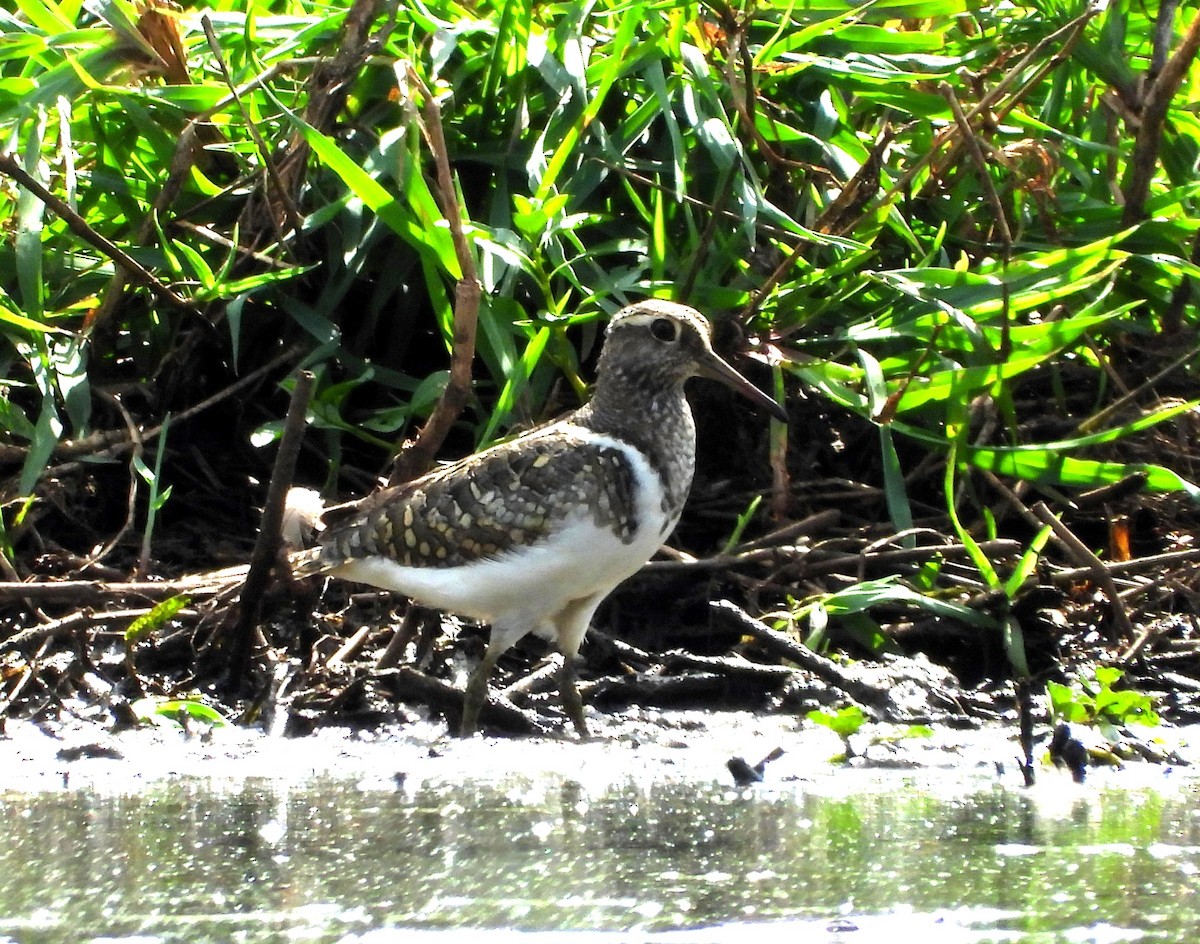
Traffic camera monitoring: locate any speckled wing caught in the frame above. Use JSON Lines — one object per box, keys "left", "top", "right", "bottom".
{"left": 305, "top": 428, "right": 640, "bottom": 572}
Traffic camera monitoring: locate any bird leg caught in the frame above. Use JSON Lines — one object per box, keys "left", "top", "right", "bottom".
{"left": 558, "top": 655, "right": 590, "bottom": 739}
{"left": 459, "top": 646, "right": 503, "bottom": 737}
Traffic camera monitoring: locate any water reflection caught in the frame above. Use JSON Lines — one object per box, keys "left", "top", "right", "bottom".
{"left": 1, "top": 773, "right": 1198, "bottom": 943}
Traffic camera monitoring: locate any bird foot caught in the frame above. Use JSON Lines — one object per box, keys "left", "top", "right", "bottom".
{"left": 457, "top": 663, "right": 492, "bottom": 737}
{"left": 559, "top": 657, "right": 591, "bottom": 740}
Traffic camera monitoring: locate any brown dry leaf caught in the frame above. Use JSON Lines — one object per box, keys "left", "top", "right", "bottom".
{"left": 1109, "top": 516, "right": 1132, "bottom": 562}
{"left": 138, "top": 3, "right": 191, "bottom": 85}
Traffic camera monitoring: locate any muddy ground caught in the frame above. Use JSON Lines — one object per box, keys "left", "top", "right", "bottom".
{"left": 1, "top": 374, "right": 1199, "bottom": 781}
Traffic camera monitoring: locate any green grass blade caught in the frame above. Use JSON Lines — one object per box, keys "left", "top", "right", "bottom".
{"left": 945, "top": 441, "right": 1000, "bottom": 589}
{"left": 1004, "top": 524, "right": 1053, "bottom": 599}
{"left": 535, "top": 7, "right": 638, "bottom": 201}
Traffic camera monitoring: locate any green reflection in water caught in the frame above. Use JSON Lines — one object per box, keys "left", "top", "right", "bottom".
{"left": 0, "top": 774, "right": 1198, "bottom": 943}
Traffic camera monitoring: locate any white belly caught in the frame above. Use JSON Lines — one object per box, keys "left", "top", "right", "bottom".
{"left": 330, "top": 433, "right": 676, "bottom": 628}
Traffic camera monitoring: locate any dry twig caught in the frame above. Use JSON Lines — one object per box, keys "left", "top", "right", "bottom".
{"left": 0, "top": 152, "right": 195, "bottom": 313}
{"left": 1031, "top": 501, "right": 1136, "bottom": 642}
{"left": 389, "top": 65, "right": 483, "bottom": 483}
{"left": 0, "top": 606, "right": 198, "bottom": 655}
{"left": 1122, "top": 7, "right": 1200, "bottom": 224}
{"left": 227, "top": 370, "right": 315, "bottom": 676}
{"left": 0, "top": 568, "right": 248, "bottom": 605}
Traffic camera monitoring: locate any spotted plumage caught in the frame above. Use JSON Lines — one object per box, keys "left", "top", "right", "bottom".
{"left": 316, "top": 433, "right": 640, "bottom": 570}
{"left": 295, "top": 299, "right": 787, "bottom": 737}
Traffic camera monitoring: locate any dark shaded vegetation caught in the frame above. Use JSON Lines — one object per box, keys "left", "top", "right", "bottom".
{"left": 1, "top": 0, "right": 1199, "bottom": 748}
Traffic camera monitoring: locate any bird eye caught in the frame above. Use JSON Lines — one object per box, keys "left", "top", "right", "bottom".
{"left": 650, "top": 318, "right": 679, "bottom": 342}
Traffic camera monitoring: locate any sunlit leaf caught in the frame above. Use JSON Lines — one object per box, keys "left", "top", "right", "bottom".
{"left": 125, "top": 595, "right": 191, "bottom": 645}
{"left": 130, "top": 696, "right": 229, "bottom": 729}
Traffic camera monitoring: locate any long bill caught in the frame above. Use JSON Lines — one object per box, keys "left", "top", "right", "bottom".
{"left": 698, "top": 354, "right": 789, "bottom": 423}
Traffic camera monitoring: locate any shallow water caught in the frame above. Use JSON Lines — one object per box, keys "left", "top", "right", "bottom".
{"left": 1, "top": 726, "right": 1199, "bottom": 944}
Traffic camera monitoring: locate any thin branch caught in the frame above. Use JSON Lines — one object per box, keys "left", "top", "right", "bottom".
{"left": 0, "top": 569, "right": 248, "bottom": 605}
{"left": 88, "top": 123, "right": 206, "bottom": 336}
{"left": 872, "top": 9, "right": 1098, "bottom": 216}
{"left": 646, "top": 534, "right": 1021, "bottom": 574}
{"left": 1122, "top": 7, "right": 1200, "bottom": 224}
{"left": 1048, "top": 546, "right": 1200, "bottom": 584}
{"left": 86, "top": 391, "right": 143, "bottom": 568}
{"left": 1031, "top": 501, "right": 1136, "bottom": 642}
{"left": 0, "top": 638, "right": 51, "bottom": 714}
{"left": 940, "top": 82, "right": 1014, "bottom": 252}
{"left": 389, "top": 65, "right": 482, "bottom": 484}
{"left": 1, "top": 607, "right": 198, "bottom": 656}
{"left": 0, "top": 152, "right": 196, "bottom": 313}
{"left": 736, "top": 509, "right": 841, "bottom": 552}
{"left": 238, "top": 0, "right": 390, "bottom": 246}
{"left": 328, "top": 624, "right": 372, "bottom": 667}
{"left": 375, "top": 604, "right": 425, "bottom": 670}
{"left": 813, "top": 124, "right": 894, "bottom": 236}
{"left": 386, "top": 666, "right": 550, "bottom": 735}
{"left": 1075, "top": 346, "right": 1200, "bottom": 435}
{"left": 8, "top": 343, "right": 303, "bottom": 481}
{"left": 228, "top": 370, "right": 315, "bottom": 676}
{"left": 709, "top": 599, "right": 891, "bottom": 706}
{"left": 680, "top": 165, "right": 737, "bottom": 301}
{"left": 170, "top": 220, "right": 297, "bottom": 270}
{"left": 1162, "top": 226, "right": 1200, "bottom": 334}
{"left": 1151, "top": 0, "right": 1182, "bottom": 80}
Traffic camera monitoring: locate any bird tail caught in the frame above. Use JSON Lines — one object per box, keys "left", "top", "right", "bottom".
{"left": 290, "top": 545, "right": 327, "bottom": 578}
{"left": 283, "top": 486, "right": 331, "bottom": 578}
{"left": 282, "top": 487, "right": 325, "bottom": 547}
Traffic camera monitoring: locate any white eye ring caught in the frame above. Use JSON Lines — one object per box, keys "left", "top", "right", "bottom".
{"left": 650, "top": 318, "right": 679, "bottom": 342}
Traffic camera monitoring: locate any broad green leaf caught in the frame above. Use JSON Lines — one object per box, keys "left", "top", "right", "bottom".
{"left": 18, "top": 397, "right": 62, "bottom": 497}
{"left": 808, "top": 704, "right": 867, "bottom": 738}
{"left": 125, "top": 595, "right": 191, "bottom": 645}
{"left": 1003, "top": 614, "right": 1030, "bottom": 679}
{"left": 965, "top": 449, "right": 1200, "bottom": 499}
{"left": 131, "top": 696, "right": 230, "bottom": 728}
{"left": 274, "top": 96, "right": 461, "bottom": 280}
{"left": 946, "top": 441, "right": 1000, "bottom": 588}
{"left": 818, "top": 575, "right": 997, "bottom": 628}
{"left": 891, "top": 352, "right": 1050, "bottom": 414}
{"left": 0, "top": 297, "right": 65, "bottom": 334}
{"left": 479, "top": 324, "right": 551, "bottom": 444}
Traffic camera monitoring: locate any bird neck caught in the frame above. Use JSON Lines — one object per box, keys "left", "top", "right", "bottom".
{"left": 573, "top": 364, "right": 697, "bottom": 517}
